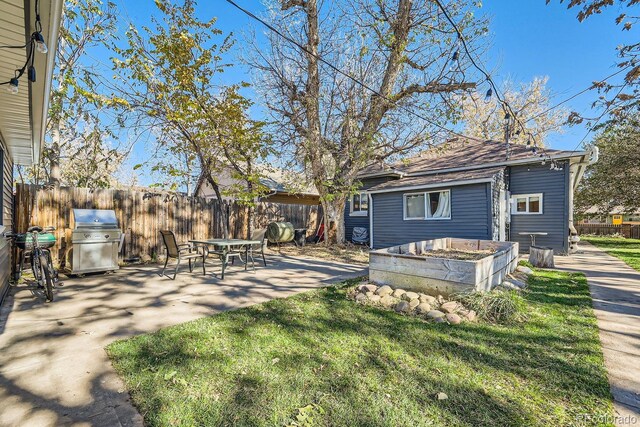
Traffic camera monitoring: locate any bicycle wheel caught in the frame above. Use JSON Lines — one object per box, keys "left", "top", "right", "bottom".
{"left": 31, "top": 251, "right": 43, "bottom": 286}
{"left": 40, "top": 254, "right": 54, "bottom": 302}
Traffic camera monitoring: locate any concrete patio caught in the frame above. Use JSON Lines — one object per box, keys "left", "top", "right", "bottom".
{"left": 0, "top": 254, "right": 366, "bottom": 427}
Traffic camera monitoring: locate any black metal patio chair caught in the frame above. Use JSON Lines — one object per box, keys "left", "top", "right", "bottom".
{"left": 159, "top": 230, "right": 206, "bottom": 280}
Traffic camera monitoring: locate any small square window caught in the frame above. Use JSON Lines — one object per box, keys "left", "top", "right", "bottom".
{"left": 511, "top": 194, "right": 543, "bottom": 215}
{"left": 350, "top": 192, "right": 368, "bottom": 215}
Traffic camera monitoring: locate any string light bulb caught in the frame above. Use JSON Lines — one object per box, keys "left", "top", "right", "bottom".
{"left": 451, "top": 51, "right": 459, "bottom": 62}
{"left": 33, "top": 32, "right": 48, "bottom": 54}
{"left": 7, "top": 77, "right": 19, "bottom": 94}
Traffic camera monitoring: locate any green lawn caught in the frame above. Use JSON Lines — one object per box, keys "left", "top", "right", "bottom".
{"left": 582, "top": 236, "right": 640, "bottom": 271}
{"left": 107, "top": 271, "right": 613, "bottom": 427}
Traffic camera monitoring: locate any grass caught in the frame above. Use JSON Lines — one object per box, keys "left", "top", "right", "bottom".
{"left": 581, "top": 236, "right": 640, "bottom": 271}
{"left": 269, "top": 243, "right": 369, "bottom": 265}
{"left": 107, "top": 271, "right": 613, "bottom": 427}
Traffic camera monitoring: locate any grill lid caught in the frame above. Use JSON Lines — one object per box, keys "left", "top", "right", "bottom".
{"left": 72, "top": 209, "right": 119, "bottom": 229}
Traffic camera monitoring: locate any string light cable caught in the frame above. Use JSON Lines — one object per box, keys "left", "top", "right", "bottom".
{"left": 0, "top": 0, "right": 49, "bottom": 93}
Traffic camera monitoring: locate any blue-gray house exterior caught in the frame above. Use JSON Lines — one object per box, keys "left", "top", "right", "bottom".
{"left": 345, "top": 140, "right": 596, "bottom": 254}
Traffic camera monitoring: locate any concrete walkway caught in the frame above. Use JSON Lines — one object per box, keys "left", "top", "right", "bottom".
{"left": 555, "top": 242, "right": 640, "bottom": 424}
{"left": 0, "top": 254, "right": 366, "bottom": 427}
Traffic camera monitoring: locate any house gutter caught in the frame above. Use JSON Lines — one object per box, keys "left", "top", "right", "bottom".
{"left": 399, "top": 152, "right": 590, "bottom": 179}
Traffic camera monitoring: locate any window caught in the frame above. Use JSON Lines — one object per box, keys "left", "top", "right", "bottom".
{"left": 350, "top": 192, "right": 368, "bottom": 216}
{"left": 403, "top": 190, "right": 451, "bottom": 220}
{"left": 511, "top": 193, "right": 543, "bottom": 215}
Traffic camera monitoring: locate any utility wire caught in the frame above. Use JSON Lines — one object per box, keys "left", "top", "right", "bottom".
{"left": 224, "top": 0, "right": 484, "bottom": 143}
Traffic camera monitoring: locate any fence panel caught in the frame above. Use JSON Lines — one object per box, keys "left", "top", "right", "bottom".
{"left": 576, "top": 223, "right": 640, "bottom": 239}
{"left": 14, "top": 184, "right": 317, "bottom": 264}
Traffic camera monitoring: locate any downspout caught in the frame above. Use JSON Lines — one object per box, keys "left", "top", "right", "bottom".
{"left": 568, "top": 147, "right": 599, "bottom": 253}
{"left": 368, "top": 193, "right": 374, "bottom": 249}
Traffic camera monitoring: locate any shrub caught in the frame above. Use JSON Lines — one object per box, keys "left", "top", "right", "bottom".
{"left": 457, "top": 290, "right": 526, "bottom": 324}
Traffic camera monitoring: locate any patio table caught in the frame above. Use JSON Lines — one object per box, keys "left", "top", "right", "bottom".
{"left": 189, "top": 238, "right": 262, "bottom": 279}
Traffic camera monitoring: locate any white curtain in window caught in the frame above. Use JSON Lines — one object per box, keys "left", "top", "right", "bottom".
{"left": 431, "top": 191, "right": 450, "bottom": 218}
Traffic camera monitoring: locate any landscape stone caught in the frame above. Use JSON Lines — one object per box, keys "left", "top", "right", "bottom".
{"left": 466, "top": 310, "right": 477, "bottom": 322}
{"left": 392, "top": 289, "right": 406, "bottom": 298}
{"left": 420, "top": 295, "right": 437, "bottom": 304}
{"left": 366, "top": 291, "right": 374, "bottom": 298}
{"left": 506, "top": 276, "right": 528, "bottom": 289}
{"left": 426, "top": 310, "right": 445, "bottom": 319}
{"left": 517, "top": 265, "right": 534, "bottom": 275}
{"left": 436, "top": 392, "right": 448, "bottom": 400}
{"left": 415, "top": 303, "right": 432, "bottom": 314}
{"left": 440, "top": 301, "right": 459, "bottom": 313}
{"left": 437, "top": 295, "right": 445, "bottom": 304}
{"left": 376, "top": 285, "right": 393, "bottom": 296}
{"left": 369, "top": 294, "right": 381, "bottom": 303}
{"left": 394, "top": 301, "right": 411, "bottom": 313}
{"left": 445, "top": 313, "right": 462, "bottom": 325}
{"left": 362, "top": 284, "right": 379, "bottom": 293}
{"left": 433, "top": 317, "right": 446, "bottom": 323}
{"left": 380, "top": 295, "right": 397, "bottom": 307}
{"left": 408, "top": 299, "right": 420, "bottom": 309}
{"left": 402, "top": 291, "right": 420, "bottom": 301}
{"left": 500, "top": 281, "right": 522, "bottom": 291}
{"left": 355, "top": 293, "right": 367, "bottom": 303}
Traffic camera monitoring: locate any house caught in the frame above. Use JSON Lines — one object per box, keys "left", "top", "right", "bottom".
{"left": 195, "top": 166, "right": 320, "bottom": 206}
{"left": 345, "top": 139, "right": 597, "bottom": 254}
{"left": 0, "top": 0, "right": 63, "bottom": 303}
{"left": 580, "top": 206, "right": 640, "bottom": 225}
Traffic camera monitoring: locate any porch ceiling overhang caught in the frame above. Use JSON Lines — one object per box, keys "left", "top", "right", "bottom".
{"left": 0, "top": 0, "right": 63, "bottom": 165}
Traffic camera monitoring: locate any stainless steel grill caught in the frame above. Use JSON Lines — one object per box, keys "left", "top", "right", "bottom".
{"left": 68, "top": 209, "right": 122, "bottom": 275}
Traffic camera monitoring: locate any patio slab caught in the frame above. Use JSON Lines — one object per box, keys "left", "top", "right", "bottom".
{"left": 555, "top": 242, "right": 640, "bottom": 425}
{"left": 0, "top": 254, "right": 366, "bottom": 427}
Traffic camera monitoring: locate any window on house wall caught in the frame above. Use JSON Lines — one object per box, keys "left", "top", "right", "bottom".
{"left": 511, "top": 193, "right": 543, "bottom": 215}
{"left": 403, "top": 190, "right": 451, "bottom": 220}
{"left": 350, "top": 192, "right": 368, "bottom": 216}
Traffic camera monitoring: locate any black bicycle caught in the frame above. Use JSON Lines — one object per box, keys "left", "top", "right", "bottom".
{"left": 8, "top": 226, "right": 58, "bottom": 302}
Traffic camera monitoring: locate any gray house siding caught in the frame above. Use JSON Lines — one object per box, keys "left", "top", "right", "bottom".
{"left": 345, "top": 176, "right": 398, "bottom": 242}
{"left": 0, "top": 136, "right": 14, "bottom": 305}
{"left": 371, "top": 183, "right": 492, "bottom": 249}
{"left": 508, "top": 161, "right": 570, "bottom": 253}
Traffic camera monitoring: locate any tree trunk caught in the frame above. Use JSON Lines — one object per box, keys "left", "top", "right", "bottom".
{"left": 319, "top": 195, "right": 347, "bottom": 245}
{"left": 49, "top": 124, "right": 61, "bottom": 187}
{"left": 206, "top": 173, "right": 229, "bottom": 238}
{"left": 529, "top": 246, "right": 554, "bottom": 268}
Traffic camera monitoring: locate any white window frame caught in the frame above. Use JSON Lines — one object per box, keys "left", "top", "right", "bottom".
{"left": 511, "top": 193, "right": 543, "bottom": 215}
{"left": 403, "top": 189, "right": 451, "bottom": 221}
{"left": 350, "top": 192, "right": 368, "bottom": 216}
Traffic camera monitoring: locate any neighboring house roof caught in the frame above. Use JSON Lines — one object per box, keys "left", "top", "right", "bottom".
{"left": 359, "top": 138, "right": 590, "bottom": 179}
{"left": 0, "top": 0, "right": 63, "bottom": 165}
{"left": 367, "top": 166, "right": 504, "bottom": 193}
{"left": 194, "top": 166, "right": 318, "bottom": 198}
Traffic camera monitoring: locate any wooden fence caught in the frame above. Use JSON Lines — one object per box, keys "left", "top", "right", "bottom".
{"left": 576, "top": 223, "right": 640, "bottom": 239}
{"left": 14, "top": 184, "right": 321, "bottom": 264}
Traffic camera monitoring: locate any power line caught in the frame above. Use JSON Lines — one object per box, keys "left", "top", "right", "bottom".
{"left": 525, "top": 64, "right": 633, "bottom": 124}
{"left": 224, "top": 0, "right": 484, "bottom": 143}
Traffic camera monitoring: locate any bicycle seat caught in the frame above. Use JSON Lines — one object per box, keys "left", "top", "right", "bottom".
{"left": 28, "top": 226, "right": 43, "bottom": 233}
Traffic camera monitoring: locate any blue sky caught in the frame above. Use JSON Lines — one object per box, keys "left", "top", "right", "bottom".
{"left": 106, "top": 0, "right": 627, "bottom": 185}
